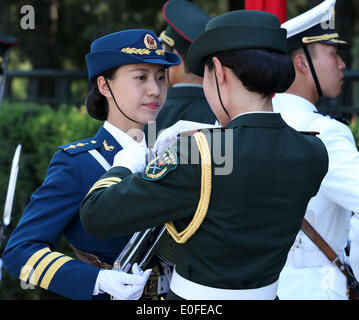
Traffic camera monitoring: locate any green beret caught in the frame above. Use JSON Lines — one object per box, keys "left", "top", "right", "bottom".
{"left": 187, "top": 10, "right": 288, "bottom": 76}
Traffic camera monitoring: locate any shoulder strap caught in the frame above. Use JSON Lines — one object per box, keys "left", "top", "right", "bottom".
{"left": 88, "top": 149, "right": 111, "bottom": 171}
{"left": 60, "top": 139, "right": 100, "bottom": 155}
{"left": 301, "top": 219, "right": 351, "bottom": 279}
{"left": 314, "top": 111, "right": 350, "bottom": 125}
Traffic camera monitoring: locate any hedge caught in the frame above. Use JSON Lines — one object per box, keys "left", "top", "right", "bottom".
{"left": 350, "top": 117, "right": 359, "bottom": 150}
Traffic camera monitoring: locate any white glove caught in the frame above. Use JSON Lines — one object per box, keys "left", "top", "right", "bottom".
{"left": 113, "top": 143, "right": 148, "bottom": 173}
{"left": 153, "top": 120, "right": 219, "bottom": 154}
{"left": 93, "top": 263, "right": 152, "bottom": 300}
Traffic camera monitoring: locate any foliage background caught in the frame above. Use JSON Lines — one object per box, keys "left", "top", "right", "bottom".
{"left": 350, "top": 117, "right": 359, "bottom": 149}
{"left": 1, "top": 1, "right": 357, "bottom": 72}
{"left": 0, "top": 102, "right": 101, "bottom": 299}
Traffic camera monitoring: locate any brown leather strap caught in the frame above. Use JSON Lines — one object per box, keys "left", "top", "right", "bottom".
{"left": 301, "top": 219, "right": 351, "bottom": 279}
{"left": 69, "top": 243, "right": 113, "bottom": 270}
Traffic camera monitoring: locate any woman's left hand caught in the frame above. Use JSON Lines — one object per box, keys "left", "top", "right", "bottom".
{"left": 153, "top": 120, "right": 219, "bottom": 154}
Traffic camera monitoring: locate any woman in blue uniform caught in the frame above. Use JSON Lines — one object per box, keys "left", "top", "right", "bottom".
{"left": 2, "top": 29, "right": 180, "bottom": 300}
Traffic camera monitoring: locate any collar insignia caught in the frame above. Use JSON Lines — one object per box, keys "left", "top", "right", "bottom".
{"left": 103, "top": 140, "right": 115, "bottom": 151}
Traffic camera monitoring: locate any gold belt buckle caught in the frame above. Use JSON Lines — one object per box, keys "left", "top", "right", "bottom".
{"left": 144, "top": 266, "right": 160, "bottom": 298}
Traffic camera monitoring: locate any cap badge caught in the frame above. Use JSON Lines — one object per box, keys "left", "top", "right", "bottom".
{"left": 144, "top": 34, "right": 157, "bottom": 50}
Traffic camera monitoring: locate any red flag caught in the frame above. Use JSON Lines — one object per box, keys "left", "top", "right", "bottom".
{"left": 245, "top": 0, "right": 286, "bottom": 24}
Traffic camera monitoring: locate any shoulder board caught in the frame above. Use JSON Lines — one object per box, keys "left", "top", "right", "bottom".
{"left": 314, "top": 111, "right": 350, "bottom": 125}
{"left": 59, "top": 138, "right": 100, "bottom": 155}
{"left": 299, "top": 131, "right": 320, "bottom": 136}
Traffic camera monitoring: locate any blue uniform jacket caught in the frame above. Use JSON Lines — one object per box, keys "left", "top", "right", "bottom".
{"left": 2, "top": 126, "right": 132, "bottom": 299}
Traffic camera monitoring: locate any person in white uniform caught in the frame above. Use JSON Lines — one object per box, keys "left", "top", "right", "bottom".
{"left": 273, "top": 0, "right": 359, "bottom": 300}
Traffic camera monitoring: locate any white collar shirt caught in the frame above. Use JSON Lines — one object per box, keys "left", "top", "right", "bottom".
{"left": 103, "top": 121, "right": 146, "bottom": 148}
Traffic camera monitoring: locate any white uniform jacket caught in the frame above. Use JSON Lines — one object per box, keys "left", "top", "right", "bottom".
{"left": 273, "top": 93, "right": 359, "bottom": 300}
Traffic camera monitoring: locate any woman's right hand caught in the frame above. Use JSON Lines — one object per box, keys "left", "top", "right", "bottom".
{"left": 112, "top": 143, "right": 149, "bottom": 173}
{"left": 93, "top": 263, "right": 152, "bottom": 300}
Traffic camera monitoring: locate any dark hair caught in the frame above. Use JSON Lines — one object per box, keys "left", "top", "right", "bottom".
{"left": 204, "top": 49, "right": 295, "bottom": 97}
{"left": 178, "top": 51, "right": 191, "bottom": 74}
{"left": 85, "top": 68, "right": 118, "bottom": 121}
{"left": 163, "top": 42, "right": 190, "bottom": 74}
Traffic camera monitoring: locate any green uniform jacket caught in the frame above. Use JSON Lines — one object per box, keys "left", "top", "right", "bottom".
{"left": 80, "top": 113, "right": 328, "bottom": 294}
{"left": 155, "top": 85, "right": 217, "bottom": 132}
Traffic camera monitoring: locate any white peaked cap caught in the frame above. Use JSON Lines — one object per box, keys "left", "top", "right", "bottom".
{"left": 281, "top": 0, "right": 348, "bottom": 52}
{"left": 282, "top": 0, "right": 336, "bottom": 38}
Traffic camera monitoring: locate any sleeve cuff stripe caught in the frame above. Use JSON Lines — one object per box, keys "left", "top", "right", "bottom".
{"left": 20, "top": 247, "right": 51, "bottom": 282}
{"left": 40, "top": 256, "right": 73, "bottom": 290}
{"left": 29, "top": 251, "right": 64, "bottom": 286}
{"left": 20, "top": 247, "right": 74, "bottom": 289}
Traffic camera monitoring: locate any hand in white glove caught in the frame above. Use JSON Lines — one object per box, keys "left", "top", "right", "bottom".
{"left": 93, "top": 263, "right": 152, "bottom": 300}
{"left": 153, "top": 120, "right": 219, "bottom": 154}
{"left": 113, "top": 143, "right": 149, "bottom": 173}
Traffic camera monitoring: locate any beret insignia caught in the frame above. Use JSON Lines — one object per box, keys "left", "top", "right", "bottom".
{"left": 141, "top": 147, "right": 178, "bottom": 181}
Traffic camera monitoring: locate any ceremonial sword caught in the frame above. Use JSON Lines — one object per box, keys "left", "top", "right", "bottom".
{"left": 113, "top": 225, "right": 166, "bottom": 272}
{"left": 0, "top": 144, "right": 22, "bottom": 247}
{"left": 0, "top": 144, "right": 21, "bottom": 282}
{"left": 0, "top": 52, "right": 9, "bottom": 109}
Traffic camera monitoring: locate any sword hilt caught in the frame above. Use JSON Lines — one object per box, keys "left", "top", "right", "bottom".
{"left": 0, "top": 222, "right": 7, "bottom": 250}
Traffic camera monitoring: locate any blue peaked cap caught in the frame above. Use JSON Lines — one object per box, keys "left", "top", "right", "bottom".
{"left": 86, "top": 29, "right": 181, "bottom": 81}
